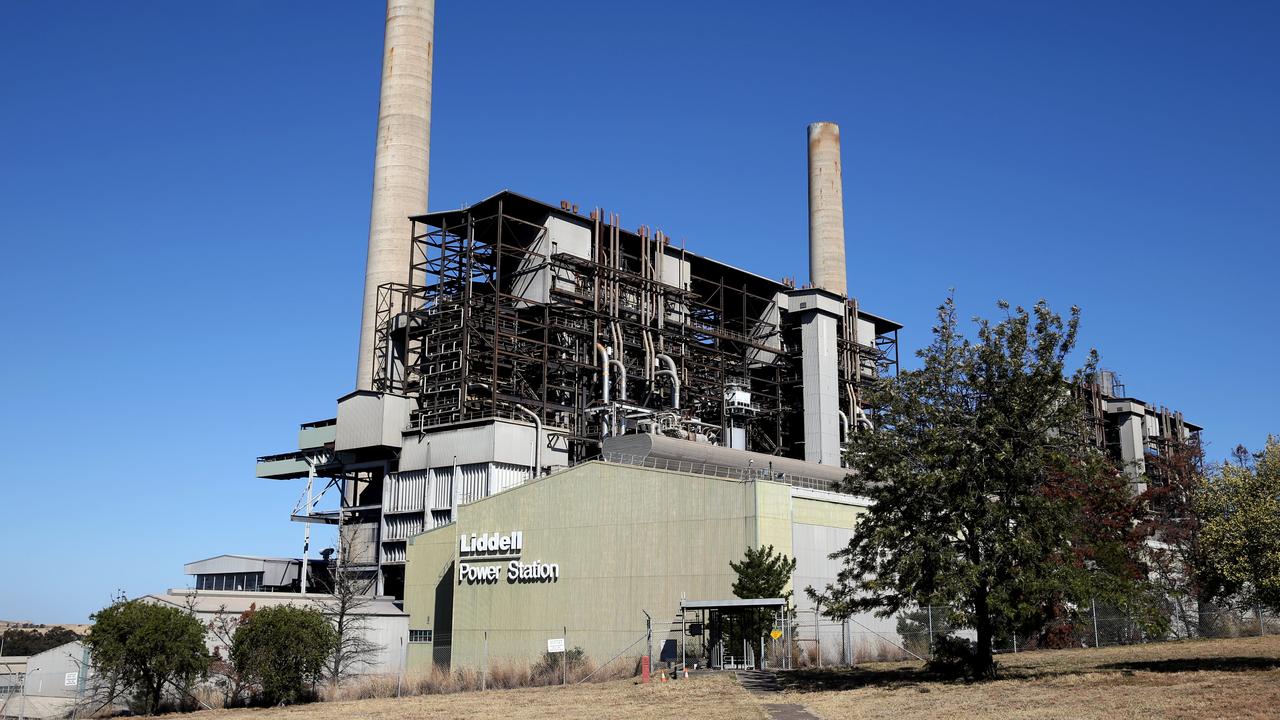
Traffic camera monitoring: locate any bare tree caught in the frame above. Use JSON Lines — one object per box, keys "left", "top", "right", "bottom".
{"left": 316, "top": 525, "right": 381, "bottom": 686}
{"left": 205, "top": 603, "right": 254, "bottom": 707}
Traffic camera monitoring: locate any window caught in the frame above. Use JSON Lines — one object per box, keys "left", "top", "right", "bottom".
{"left": 409, "top": 630, "right": 433, "bottom": 643}
{"left": 195, "top": 572, "right": 265, "bottom": 592}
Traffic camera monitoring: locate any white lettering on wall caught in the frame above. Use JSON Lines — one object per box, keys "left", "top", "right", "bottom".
{"left": 459, "top": 531, "right": 523, "bottom": 557}
{"left": 507, "top": 560, "right": 560, "bottom": 583}
{"left": 456, "top": 530, "right": 559, "bottom": 585}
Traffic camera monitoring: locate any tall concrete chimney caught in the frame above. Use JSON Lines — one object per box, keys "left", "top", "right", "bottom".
{"left": 355, "top": 0, "right": 435, "bottom": 390}
{"left": 807, "top": 122, "right": 847, "bottom": 296}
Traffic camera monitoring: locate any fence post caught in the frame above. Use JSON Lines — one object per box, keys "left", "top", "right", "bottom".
{"left": 816, "top": 610, "right": 823, "bottom": 668}
{"left": 927, "top": 605, "right": 934, "bottom": 656}
{"left": 1259, "top": 606, "right": 1266, "bottom": 636}
{"left": 482, "top": 630, "right": 488, "bottom": 691}
{"left": 1091, "top": 598, "right": 1101, "bottom": 648}
{"left": 563, "top": 626, "right": 568, "bottom": 685}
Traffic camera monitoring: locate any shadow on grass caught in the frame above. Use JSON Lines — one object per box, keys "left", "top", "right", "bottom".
{"left": 776, "top": 654, "right": 1280, "bottom": 694}
{"left": 1099, "top": 657, "right": 1280, "bottom": 674}
{"left": 775, "top": 666, "right": 935, "bottom": 693}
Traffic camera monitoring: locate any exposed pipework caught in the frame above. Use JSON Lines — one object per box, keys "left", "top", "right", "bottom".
{"left": 356, "top": 0, "right": 435, "bottom": 390}
{"left": 511, "top": 404, "right": 543, "bottom": 479}
{"left": 471, "top": 381, "right": 543, "bottom": 478}
{"left": 655, "top": 354, "right": 680, "bottom": 410}
{"left": 808, "top": 121, "right": 847, "bottom": 296}
{"left": 595, "top": 342, "right": 611, "bottom": 405}
{"left": 608, "top": 358, "right": 627, "bottom": 400}
{"left": 609, "top": 323, "right": 627, "bottom": 399}
{"left": 641, "top": 330, "right": 655, "bottom": 382}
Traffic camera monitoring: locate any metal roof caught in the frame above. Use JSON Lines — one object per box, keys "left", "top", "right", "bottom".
{"left": 412, "top": 190, "right": 788, "bottom": 292}
{"left": 680, "top": 598, "right": 787, "bottom": 610}
{"left": 144, "top": 590, "right": 407, "bottom": 618}
{"left": 184, "top": 553, "right": 301, "bottom": 566}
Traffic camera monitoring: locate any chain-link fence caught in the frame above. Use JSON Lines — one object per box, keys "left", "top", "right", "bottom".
{"left": 773, "top": 601, "right": 1280, "bottom": 669}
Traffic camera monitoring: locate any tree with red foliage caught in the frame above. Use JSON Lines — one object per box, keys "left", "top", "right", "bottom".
{"left": 1135, "top": 438, "right": 1218, "bottom": 637}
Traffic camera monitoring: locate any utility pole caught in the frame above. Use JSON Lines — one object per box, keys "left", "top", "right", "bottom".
{"left": 643, "top": 610, "right": 652, "bottom": 676}
{"left": 302, "top": 460, "right": 315, "bottom": 594}
{"left": 17, "top": 657, "right": 32, "bottom": 720}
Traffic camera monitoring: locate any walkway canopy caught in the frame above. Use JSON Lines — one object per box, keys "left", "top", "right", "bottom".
{"left": 680, "top": 598, "right": 787, "bottom": 611}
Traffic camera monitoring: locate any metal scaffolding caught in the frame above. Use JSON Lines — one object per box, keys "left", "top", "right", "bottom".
{"left": 371, "top": 191, "right": 899, "bottom": 465}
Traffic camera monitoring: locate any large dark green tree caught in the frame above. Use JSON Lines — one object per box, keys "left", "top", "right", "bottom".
{"left": 84, "top": 597, "right": 210, "bottom": 714}
{"left": 826, "top": 297, "right": 1162, "bottom": 678}
{"left": 231, "top": 605, "right": 335, "bottom": 706}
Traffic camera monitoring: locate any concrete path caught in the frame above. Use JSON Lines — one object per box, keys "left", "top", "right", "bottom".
{"left": 736, "top": 670, "right": 820, "bottom": 720}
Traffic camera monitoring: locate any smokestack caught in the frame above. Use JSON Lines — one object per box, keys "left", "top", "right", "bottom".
{"left": 355, "top": 0, "right": 435, "bottom": 390}
{"left": 807, "top": 122, "right": 847, "bottom": 296}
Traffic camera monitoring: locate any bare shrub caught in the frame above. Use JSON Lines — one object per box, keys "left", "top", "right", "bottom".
{"left": 851, "top": 636, "right": 912, "bottom": 664}
{"left": 321, "top": 673, "right": 398, "bottom": 701}
{"left": 485, "top": 659, "right": 532, "bottom": 689}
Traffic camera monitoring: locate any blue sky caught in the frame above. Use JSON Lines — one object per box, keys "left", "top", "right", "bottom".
{"left": 1, "top": 1, "right": 1276, "bottom": 623}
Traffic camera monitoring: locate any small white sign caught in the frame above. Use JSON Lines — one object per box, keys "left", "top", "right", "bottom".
{"left": 547, "top": 637, "right": 565, "bottom": 653}
{"left": 64, "top": 672, "right": 78, "bottom": 687}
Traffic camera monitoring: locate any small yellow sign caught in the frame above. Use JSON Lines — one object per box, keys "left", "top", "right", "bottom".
{"left": 770, "top": 629, "right": 783, "bottom": 639}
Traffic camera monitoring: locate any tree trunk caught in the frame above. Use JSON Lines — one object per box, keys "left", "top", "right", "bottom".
{"left": 1196, "top": 590, "right": 1218, "bottom": 639}
{"left": 148, "top": 680, "right": 164, "bottom": 716}
{"left": 973, "top": 587, "right": 996, "bottom": 679}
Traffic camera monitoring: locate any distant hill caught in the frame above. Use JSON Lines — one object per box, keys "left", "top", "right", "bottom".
{"left": 0, "top": 624, "right": 89, "bottom": 656}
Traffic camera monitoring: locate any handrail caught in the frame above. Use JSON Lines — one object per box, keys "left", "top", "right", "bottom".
{"left": 599, "top": 451, "right": 842, "bottom": 494}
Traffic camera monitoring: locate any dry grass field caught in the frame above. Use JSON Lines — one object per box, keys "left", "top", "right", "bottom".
{"left": 779, "top": 634, "right": 1280, "bottom": 720}
{"left": 179, "top": 673, "right": 765, "bottom": 720}
{"left": 174, "top": 635, "right": 1279, "bottom": 720}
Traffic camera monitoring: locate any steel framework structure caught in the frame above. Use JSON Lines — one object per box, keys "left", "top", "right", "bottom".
{"left": 372, "top": 191, "right": 899, "bottom": 465}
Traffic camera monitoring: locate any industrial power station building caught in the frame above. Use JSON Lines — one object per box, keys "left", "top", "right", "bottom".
{"left": 231, "top": 0, "right": 1203, "bottom": 674}
{"left": 403, "top": 456, "right": 869, "bottom": 668}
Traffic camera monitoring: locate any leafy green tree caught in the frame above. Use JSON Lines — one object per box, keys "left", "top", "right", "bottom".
{"left": 1197, "top": 437, "right": 1280, "bottom": 612}
{"left": 84, "top": 597, "right": 210, "bottom": 715}
{"left": 231, "top": 605, "right": 335, "bottom": 706}
{"left": 731, "top": 544, "right": 796, "bottom": 667}
{"left": 826, "top": 297, "right": 1162, "bottom": 679}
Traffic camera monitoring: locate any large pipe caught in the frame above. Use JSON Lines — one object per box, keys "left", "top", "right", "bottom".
{"left": 655, "top": 354, "right": 681, "bottom": 410}
{"left": 595, "top": 342, "right": 611, "bottom": 405}
{"left": 356, "top": 0, "right": 436, "bottom": 390}
{"left": 608, "top": 358, "right": 627, "bottom": 400}
{"left": 808, "top": 122, "right": 847, "bottom": 296}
